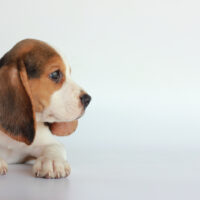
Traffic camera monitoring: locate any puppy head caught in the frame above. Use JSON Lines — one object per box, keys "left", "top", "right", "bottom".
{"left": 0, "top": 39, "right": 91, "bottom": 144}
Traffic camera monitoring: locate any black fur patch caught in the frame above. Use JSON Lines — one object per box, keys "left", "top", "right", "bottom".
{"left": 0, "top": 52, "right": 13, "bottom": 68}
{"left": 23, "top": 46, "right": 56, "bottom": 79}
{"left": 0, "top": 41, "right": 57, "bottom": 79}
{"left": 0, "top": 39, "right": 58, "bottom": 144}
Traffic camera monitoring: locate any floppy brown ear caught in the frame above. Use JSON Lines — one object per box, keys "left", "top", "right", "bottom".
{"left": 49, "top": 121, "right": 78, "bottom": 136}
{"left": 0, "top": 61, "right": 36, "bottom": 145}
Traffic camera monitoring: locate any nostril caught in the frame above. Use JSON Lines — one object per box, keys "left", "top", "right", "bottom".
{"left": 80, "top": 94, "right": 91, "bottom": 108}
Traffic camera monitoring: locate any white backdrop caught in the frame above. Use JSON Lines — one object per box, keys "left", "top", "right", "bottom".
{"left": 1, "top": 0, "right": 200, "bottom": 199}
{"left": 1, "top": 0, "right": 200, "bottom": 149}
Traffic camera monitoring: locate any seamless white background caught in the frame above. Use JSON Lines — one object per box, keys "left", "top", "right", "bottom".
{"left": 0, "top": 0, "right": 200, "bottom": 199}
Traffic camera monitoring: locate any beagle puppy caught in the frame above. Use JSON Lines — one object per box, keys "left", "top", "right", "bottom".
{"left": 0, "top": 39, "right": 91, "bottom": 178}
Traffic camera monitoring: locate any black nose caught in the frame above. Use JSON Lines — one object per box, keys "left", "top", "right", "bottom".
{"left": 80, "top": 94, "right": 91, "bottom": 109}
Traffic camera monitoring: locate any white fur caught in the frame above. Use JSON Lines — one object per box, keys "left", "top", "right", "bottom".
{"left": 36, "top": 78, "right": 83, "bottom": 123}
{"left": 36, "top": 62, "right": 84, "bottom": 123}
{"left": 0, "top": 62, "right": 84, "bottom": 178}
{"left": 0, "top": 122, "right": 70, "bottom": 178}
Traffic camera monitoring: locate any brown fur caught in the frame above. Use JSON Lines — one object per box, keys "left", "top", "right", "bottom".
{"left": 0, "top": 65, "right": 35, "bottom": 144}
{"left": 28, "top": 56, "right": 66, "bottom": 111}
{"left": 0, "top": 39, "right": 68, "bottom": 144}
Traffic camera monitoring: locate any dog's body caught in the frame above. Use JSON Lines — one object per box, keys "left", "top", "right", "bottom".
{"left": 0, "top": 122, "right": 67, "bottom": 178}
{"left": 0, "top": 39, "right": 91, "bottom": 178}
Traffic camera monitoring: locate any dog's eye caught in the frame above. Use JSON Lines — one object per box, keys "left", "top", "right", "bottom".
{"left": 49, "top": 70, "right": 62, "bottom": 83}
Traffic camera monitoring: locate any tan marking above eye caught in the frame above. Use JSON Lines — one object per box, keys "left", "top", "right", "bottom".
{"left": 28, "top": 56, "right": 67, "bottom": 112}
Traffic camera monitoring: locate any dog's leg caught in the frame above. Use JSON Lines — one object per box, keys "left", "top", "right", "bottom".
{"left": 32, "top": 144, "right": 70, "bottom": 178}
{"left": 0, "top": 159, "right": 7, "bottom": 175}
{"left": 32, "top": 123, "right": 70, "bottom": 179}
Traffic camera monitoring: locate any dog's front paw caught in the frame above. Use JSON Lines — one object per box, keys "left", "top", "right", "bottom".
{"left": 33, "top": 156, "right": 71, "bottom": 179}
{"left": 0, "top": 159, "right": 7, "bottom": 175}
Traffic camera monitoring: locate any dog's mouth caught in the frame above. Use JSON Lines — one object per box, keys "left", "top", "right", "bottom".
{"left": 46, "top": 107, "right": 85, "bottom": 122}
{"left": 44, "top": 109, "right": 85, "bottom": 136}
{"left": 75, "top": 110, "right": 85, "bottom": 120}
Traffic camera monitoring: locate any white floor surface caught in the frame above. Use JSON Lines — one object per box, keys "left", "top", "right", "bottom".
{"left": 1, "top": 147, "right": 200, "bottom": 200}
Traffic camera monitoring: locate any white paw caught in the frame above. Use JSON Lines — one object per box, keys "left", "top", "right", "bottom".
{"left": 33, "top": 156, "right": 71, "bottom": 179}
{"left": 0, "top": 159, "right": 7, "bottom": 175}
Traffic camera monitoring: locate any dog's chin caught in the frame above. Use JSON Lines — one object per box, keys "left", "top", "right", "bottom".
{"left": 64, "top": 109, "right": 85, "bottom": 122}
{"left": 74, "top": 111, "right": 85, "bottom": 121}
{"left": 46, "top": 110, "right": 85, "bottom": 123}
{"left": 36, "top": 107, "right": 85, "bottom": 123}
{"left": 63, "top": 111, "right": 85, "bottom": 122}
